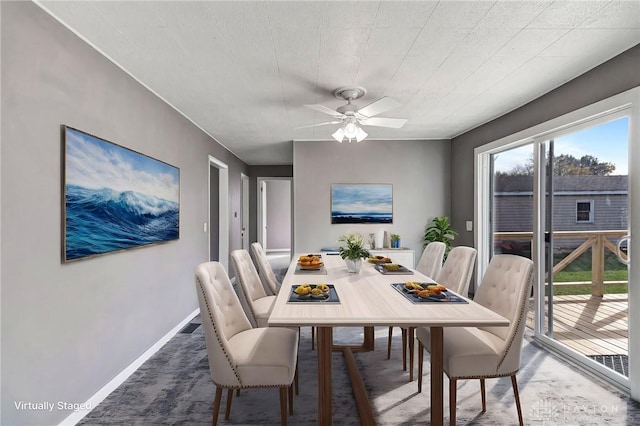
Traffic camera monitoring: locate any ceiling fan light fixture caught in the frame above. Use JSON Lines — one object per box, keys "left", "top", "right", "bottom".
{"left": 343, "top": 121, "right": 358, "bottom": 139}
{"left": 355, "top": 127, "right": 368, "bottom": 142}
{"left": 304, "top": 86, "right": 406, "bottom": 143}
{"left": 332, "top": 121, "right": 368, "bottom": 143}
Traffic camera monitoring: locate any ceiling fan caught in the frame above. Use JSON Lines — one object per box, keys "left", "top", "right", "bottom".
{"left": 302, "top": 86, "right": 408, "bottom": 143}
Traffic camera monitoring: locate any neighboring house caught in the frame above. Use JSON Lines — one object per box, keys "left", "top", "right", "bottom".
{"left": 493, "top": 175, "right": 628, "bottom": 252}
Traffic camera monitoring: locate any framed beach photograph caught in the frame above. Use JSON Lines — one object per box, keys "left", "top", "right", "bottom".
{"left": 62, "top": 126, "right": 180, "bottom": 262}
{"left": 331, "top": 184, "right": 393, "bottom": 224}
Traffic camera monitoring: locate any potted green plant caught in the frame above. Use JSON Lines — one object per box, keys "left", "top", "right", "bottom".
{"left": 424, "top": 216, "right": 458, "bottom": 257}
{"left": 338, "top": 232, "right": 370, "bottom": 273}
{"left": 390, "top": 234, "right": 400, "bottom": 248}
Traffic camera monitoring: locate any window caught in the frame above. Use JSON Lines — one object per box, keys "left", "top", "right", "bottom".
{"left": 576, "top": 200, "right": 593, "bottom": 223}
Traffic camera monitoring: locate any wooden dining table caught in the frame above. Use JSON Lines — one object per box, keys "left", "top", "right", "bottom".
{"left": 268, "top": 253, "right": 509, "bottom": 425}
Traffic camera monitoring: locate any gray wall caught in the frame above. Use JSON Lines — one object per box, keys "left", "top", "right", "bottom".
{"left": 451, "top": 44, "right": 640, "bottom": 247}
{"left": 0, "top": 2, "right": 247, "bottom": 425}
{"left": 266, "top": 179, "right": 292, "bottom": 250}
{"left": 293, "top": 139, "right": 450, "bottom": 256}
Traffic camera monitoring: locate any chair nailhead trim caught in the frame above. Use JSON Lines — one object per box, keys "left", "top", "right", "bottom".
{"left": 216, "top": 383, "right": 293, "bottom": 390}
{"left": 196, "top": 277, "right": 242, "bottom": 386}
{"left": 451, "top": 370, "right": 519, "bottom": 380}
{"left": 497, "top": 267, "right": 533, "bottom": 370}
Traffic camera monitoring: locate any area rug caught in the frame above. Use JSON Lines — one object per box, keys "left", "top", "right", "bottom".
{"left": 78, "top": 322, "right": 640, "bottom": 425}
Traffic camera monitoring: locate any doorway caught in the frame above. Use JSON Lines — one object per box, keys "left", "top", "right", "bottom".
{"left": 241, "top": 173, "right": 250, "bottom": 250}
{"left": 209, "top": 156, "right": 229, "bottom": 271}
{"left": 257, "top": 177, "right": 292, "bottom": 253}
{"left": 541, "top": 118, "right": 629, "bottom": 378}
{"left": 476, "top": 89, "right": 639, "bottom": 397}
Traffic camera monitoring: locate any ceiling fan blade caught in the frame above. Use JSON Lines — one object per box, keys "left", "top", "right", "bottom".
{"left": 304, "top": 104, "right": 345, "bottom": 118}
{"left": 359, "top": 117, "right": 408, "bottom": 129}
{"left": 296, "top": 121, "right": 342, "bottom": 129}
{"left": 357, "top": 96, "right": 401, "bottom": 118}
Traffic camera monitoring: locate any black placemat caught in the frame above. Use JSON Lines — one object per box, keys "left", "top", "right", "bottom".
{"left": 374, "top": 264, "right": 414, "bottom": 275}
{"left": 287, "top": 284, "right": 340, "bottom": 303}
{"left": 391, "top": 283, "right": 468, "bottom": 304}
{"left": 294, "top": 264, "right": 327, "bottom": 274}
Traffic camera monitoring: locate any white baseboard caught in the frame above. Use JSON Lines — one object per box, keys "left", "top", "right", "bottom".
{"left": 59, "top": 308, "right": 200, "bottom": 426}
{"left": 265, "top": 248, "right": 291, "bottom": 254}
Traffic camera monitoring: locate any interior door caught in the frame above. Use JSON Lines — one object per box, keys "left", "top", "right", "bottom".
{"left": 260, "top": 180, "right": 268, "bottom": 249}
{"left": 209, "top": 164, "right": 220, "bottom": 261}
{"left": 241, "top": 174, "right": 249, "bottom": 250}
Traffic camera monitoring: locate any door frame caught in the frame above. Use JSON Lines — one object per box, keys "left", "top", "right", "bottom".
{"left": 256, "top": 176, "right": 293, "bottom": 252}
{"left": 209, "top": 155, "right": 229, "bottom": 271}
{"left": 241, "top": 173, "right": 250, "bottom": 250}
{"left": 475, "top": 88, "right": 639, "bottom": 398}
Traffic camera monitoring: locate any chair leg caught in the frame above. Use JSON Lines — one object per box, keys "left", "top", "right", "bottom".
{"left": 311, "top": 326, "right": 315, "bottom": 350}
{"left": 212, "top": 386, "right": 222, "bottom": 426}
{"left": 449, "top": 378, "right": 457, "bottom": 426}
{"left": 294, "top": 364, "right": 299, "bottom": 395}
{"left": 417, "top": 342, "right": 424, "bottom": 393}
{"left": 401, "top": 328, "right": 408, "bottom": 371}
{"left": 288, "top": 385, "right": 294, "bottom": 415}
{"left": 236, "top": 389, "right": 240, "bottom": 396}
{"left": 408, "top": 327, "right": 415, "bottom": 381}
{"left": 225, "top": 388, "right": 233, "bottom": 419}
{"left": 480, "top": 378, "right": 486, "bottom": 412}
{"left": 511, "top": 375, "right": 524, "bottom": 426}
{"left": 387, "top": 326, "right": 393, "bottom": 359}
{"left": 279, "top": 386, "right": 288, "bottom": 426}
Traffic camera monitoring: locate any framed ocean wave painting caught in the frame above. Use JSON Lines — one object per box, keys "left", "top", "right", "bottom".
{"left": 331, "top": 184, "right": 393, "bottom": 224}
{"left": 62, "top": 126, "right": 180, "bottom": 262}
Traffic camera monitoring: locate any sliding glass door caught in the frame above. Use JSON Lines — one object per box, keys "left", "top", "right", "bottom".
{"left": 541, "top": 117, "right": 629, "bottom": 380}
{"left": 476, "top": 89, "right": 638, "bottom": 396}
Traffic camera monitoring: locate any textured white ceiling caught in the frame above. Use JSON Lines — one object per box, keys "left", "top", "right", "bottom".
{"left": 36, "top": 1, "right": 640, "bottom": 165}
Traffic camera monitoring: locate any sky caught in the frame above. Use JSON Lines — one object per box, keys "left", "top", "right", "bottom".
{"left": 493, "top": 116, "right": 629, "bottom": 175}
{"left": 65, "top": 127, "right": 180, "bottom": 203}
{"left": 331, "top": 184, "right": 392, "bottom": 214}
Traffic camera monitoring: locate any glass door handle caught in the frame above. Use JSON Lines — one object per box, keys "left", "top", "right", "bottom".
{"left": 616, "top": 234, "right": 630, "bottom": 265}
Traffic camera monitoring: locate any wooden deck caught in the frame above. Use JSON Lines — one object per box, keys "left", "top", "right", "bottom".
{"left": 526, "top": 293, "right": 628, "bottom": 356}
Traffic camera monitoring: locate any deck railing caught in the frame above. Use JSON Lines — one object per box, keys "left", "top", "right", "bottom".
{"left": 494, "top": 230, "right": 628, "bottom": 296}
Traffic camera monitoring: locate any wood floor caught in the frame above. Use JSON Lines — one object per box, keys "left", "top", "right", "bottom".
{"left": 526, "top": 293, "right": 628, "bottom": 356}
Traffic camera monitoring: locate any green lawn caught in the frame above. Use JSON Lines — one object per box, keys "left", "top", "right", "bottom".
{"left": 550, "top": 283, "right": 628, "bottom": 296}
{"left": 553, "top": 269, "right": 628, "bottom": 283}
{"left": 550, "top": 250, "right": 628, "bottom": 295}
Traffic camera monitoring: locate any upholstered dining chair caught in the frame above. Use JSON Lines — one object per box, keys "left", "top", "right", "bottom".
{"left": 250, "top": 242, "right": 281, "bottom": 296}
{"left": 401, "top": 246, "right": 478, "bottom": 381}
{"left": 416, "top": 241, "right": 447, "bottom": 278}
{"left": 387, "top": 241, "right": 447, "bottom": 366}
{"left": 231, "top": 249, "right": 277, "bottom": 328}
{"left": 416, "top": 254, "right": 534, "bottom": 426}
{"left": 195, "top": 261, "right": 299, "bottom": 425}
{"left": 247, "top": 245, "right": 318, "bottom": 351}
{"left": 435, "top": 245, "right": 478, "bottom": 297}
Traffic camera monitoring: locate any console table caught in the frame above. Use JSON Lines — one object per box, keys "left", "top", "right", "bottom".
{"left": 369, "top": 248, "right": 415, "bottom": 268}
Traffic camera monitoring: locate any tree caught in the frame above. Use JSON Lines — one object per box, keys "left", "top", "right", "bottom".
{"left": 499, "top": 153, "right": 615, "bottom": 176}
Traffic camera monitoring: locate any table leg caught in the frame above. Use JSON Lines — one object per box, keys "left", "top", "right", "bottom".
{"left": 331, "top": 326, "right": 375, "bottom": 353}
{"left": 317, "top": 326, "right": 333, "bottom": 425}
{"left": 430, "top": 326, "right": 444, "bottom": 426}
{"left": 362, "top": 326, "right": 375, "bottom": 351}
{"left": 408, "top": 327, "right": 415, "bottom": 381}
{"left": 343, "top": 347, "right": 376, "bottom": 425}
